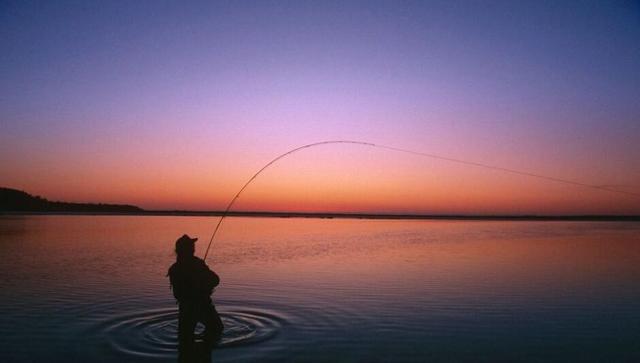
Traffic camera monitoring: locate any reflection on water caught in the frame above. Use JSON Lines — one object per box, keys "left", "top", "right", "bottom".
{"left": 0, "top": 216, "right": 639, "bottom": 362}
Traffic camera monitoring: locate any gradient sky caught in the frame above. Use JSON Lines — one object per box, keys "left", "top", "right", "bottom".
{"left": 1, "top": 1, "right": 639, "bottom": 214}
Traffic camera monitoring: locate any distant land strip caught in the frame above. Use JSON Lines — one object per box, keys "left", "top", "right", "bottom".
{"left": 1, "top": 187, "right": 638, "bottom": 221}
{"left": 0, "top": 187, "right": 142, "bottom": 213}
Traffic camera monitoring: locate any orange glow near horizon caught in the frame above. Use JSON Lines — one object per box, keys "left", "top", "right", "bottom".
{"left": 6, "top": 144, "right": 637, "bottom": 215}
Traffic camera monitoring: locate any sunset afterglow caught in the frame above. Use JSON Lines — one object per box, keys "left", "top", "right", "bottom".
{"left": 1, "top": 1, "right": 639, "bottom": 214}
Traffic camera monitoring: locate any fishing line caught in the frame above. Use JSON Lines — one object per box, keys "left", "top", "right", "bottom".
{"left": 203, "top": 140, "right": 638, "bottom": 260}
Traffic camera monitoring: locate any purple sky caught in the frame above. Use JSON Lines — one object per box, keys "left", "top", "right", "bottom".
{"left": 1, "top": 1, "right": 639, "bottom": 213}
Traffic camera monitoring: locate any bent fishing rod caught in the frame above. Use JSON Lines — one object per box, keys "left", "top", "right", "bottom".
{"left": 203, "top": 140, "right": 639, "bottom": 260}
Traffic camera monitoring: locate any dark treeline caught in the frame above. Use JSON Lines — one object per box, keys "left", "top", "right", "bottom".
{"left": 0, "top": 187, "right": 143, "bottom": 213}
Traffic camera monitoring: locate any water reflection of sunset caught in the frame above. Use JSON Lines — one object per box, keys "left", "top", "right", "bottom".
{"left": 3, "top": 215, "right": 639, "bottom": 361}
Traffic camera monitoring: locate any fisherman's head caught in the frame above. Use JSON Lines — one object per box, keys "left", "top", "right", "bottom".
{"left": 175, "top": 234, "right": 197, "bottom": 258}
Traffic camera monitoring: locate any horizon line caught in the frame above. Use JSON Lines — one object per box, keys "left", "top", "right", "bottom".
{"left": 2, "top": 210, "right": 639, "bottom": 221}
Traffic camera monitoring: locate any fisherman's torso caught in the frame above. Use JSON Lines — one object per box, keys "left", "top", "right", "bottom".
{"left": 168, "top": 257, "right": 220, "bottom": 303}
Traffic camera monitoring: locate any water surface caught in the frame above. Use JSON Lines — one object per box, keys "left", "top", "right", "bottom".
{"left": 1, "top": 216, "right": 639, "bottom": 362}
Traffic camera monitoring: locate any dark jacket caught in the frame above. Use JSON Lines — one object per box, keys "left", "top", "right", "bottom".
{"left": 168, "top": 256, "right": 220, "bottom": 302}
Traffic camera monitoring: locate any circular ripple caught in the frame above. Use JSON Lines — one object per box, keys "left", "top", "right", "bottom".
{"left": 93, "top": 305, "right": 285, "bottom": 359}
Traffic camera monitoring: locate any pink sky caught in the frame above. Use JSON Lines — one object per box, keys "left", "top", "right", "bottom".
{"left": 1, "top": 2, "right": 639, "bottom": 214}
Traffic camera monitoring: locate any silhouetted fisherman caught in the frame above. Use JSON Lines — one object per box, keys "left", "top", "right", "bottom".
{"left": 168, "top": 234, "right": 224, "bottom": 363}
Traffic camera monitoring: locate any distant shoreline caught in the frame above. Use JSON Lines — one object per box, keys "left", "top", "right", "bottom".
{"left": 1, "top": 210, "right": 639, "bottom": 221}
{"left": 2, "top": 187, "right": 639, "bottom": 221}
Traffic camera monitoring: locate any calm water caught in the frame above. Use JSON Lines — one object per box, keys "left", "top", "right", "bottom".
{"left": 1, "top": 216, "right": 639, "bottom": 362}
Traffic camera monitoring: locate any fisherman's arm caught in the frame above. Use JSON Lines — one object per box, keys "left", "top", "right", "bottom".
{"left": 203, "top": 264, "right": 220, "bottom": 288}
{"left": 209, "top": 269, "right": 220, "bottom": 288}
{"left": 196, "top": 258, "right": 221, "bottom": 288}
